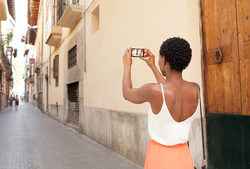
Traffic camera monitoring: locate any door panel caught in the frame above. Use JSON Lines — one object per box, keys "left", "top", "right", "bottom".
{"left": 206, "top": 113, "right": 244, "bottom": 169}
{"left": 236, "top": 0, "right": 250, "bottom": 115}
{"left": 202, "top": 0, "right": 250, "bottom": 168}
{"left": 202, "top": 0, "right": 241, "bottom": 114}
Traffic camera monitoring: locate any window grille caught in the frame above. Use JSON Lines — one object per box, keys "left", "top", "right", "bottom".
{"left": 68, "top": 45, "right": 77, "bottom": 69}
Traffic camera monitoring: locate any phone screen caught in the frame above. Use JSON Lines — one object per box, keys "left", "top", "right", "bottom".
{"left": 131, "top": 48, "right": 144, "bottom": 57}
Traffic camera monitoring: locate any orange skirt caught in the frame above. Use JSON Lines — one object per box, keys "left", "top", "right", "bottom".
{"left": 144, "top": 139, "right": 194, "bottom": 169}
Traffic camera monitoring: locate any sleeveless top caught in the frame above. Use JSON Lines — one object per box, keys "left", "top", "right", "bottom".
{"left": 148, "top": 83, "right": 200, "bottom": 146}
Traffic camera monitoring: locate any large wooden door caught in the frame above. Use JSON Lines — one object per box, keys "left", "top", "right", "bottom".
{"left": 237, "top": 0, "right": 250, "bottom": 115}
{"left": 202, "top": 0, "right": 241, "bottom": 115}
{"left": 201, "top": 0, "right": 250, "bottom": 168}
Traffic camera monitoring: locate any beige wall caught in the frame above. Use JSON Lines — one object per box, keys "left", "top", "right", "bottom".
{"left": 43, "top": 0, "right": 50, "bottom": 64}
{"left": 42, "top": 62, "right": 49, "bottom": 111}
{"left": 32, "top": 1, "right": 205, "bottom": 167}
{"left": 48, "top": 19, "right": 84, "bottom": 106}
{"left": 48, "top": 52, "right": 64, "bottom": 105}
{"left": 84, "top": 0, "right": 202, "bottom": 114}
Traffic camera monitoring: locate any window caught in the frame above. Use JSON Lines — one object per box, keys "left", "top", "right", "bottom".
{"left": 91, "top": 5, "right": 99, "bottom": 34}
{"left": 53, "top": 55, "right": 59, "bottom": 87}
{"left": 55, "top": 77, "right": 59, "bottom": 87}
{"left": 68, "top": 45, "right": 77, "bottom": 69}
{"left": 72, "top": 0, "right": 80, "bottom": 5}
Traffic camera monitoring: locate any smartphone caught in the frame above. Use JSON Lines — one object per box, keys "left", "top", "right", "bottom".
{"left": 131, "top": 48, "right": 144, "bottom": 57}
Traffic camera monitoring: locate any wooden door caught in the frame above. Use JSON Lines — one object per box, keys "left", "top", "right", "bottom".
{"left": 201, "top": 0, "right": 250, "bottom": 168}
{"left": 202, "top": 0, "right": 241, "bottom": 115}
{"left": 237, "top": 0, "right": 250, "bottom": 115}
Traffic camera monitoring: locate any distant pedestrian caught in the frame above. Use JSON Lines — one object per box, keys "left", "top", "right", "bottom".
{"left": 9, "top": 97, "right": 13, "bottom": 109}
{"left": 15, "top": 96, "right": 19, "bottom": 109}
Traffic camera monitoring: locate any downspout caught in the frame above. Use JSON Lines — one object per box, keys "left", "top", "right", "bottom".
{"left": 36, "top": 66, "right": 38, "bottom": 107}
{"left": 84, "top": 0, "right": 86, "bottom": 72}
{"left": 49, "top": 46, "right": 51, "bottom": 84}
{"left": 48, "top": 46, "right": 51, "bottom": 114}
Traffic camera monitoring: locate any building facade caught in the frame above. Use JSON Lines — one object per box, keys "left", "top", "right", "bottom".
{"left": 0, "top": 0, "right": 16, "bottom": 110}
{"left": 25, "top": 0, "right": 250, "bottom": 168}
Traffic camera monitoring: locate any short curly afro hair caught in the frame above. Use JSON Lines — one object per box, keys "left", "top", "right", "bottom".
{"left": 159, "top": 37, "right": 192, "bottom": 72}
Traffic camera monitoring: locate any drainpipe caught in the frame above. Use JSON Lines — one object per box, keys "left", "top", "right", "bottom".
{"left": 84, "top": 0, "right": 86, "bottom": 72}
{"left": 48, "top": 46, "right": 51, "bottom": 114}
{"left": 49, "top": 46, "right": 51, "bottom": 84}
{"left": 36, "top": 69, "right": 38, "bottom": 107}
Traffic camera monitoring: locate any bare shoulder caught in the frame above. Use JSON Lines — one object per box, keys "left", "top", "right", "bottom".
{"left": 138, "top": 83, "right": 162, "bottom": 98}
{"left": 140, "top": 83, "right": 161, "bottom": 92}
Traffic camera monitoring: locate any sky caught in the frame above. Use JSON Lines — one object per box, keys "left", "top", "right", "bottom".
{"left": 12, "top": 0, "right": 28, "bottom": 47}
{"left": 7, "top": 0, "right": 28, "bottom": 96}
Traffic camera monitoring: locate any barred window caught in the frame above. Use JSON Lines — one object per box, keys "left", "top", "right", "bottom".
{"left": 68, "top": 45, "right": 77, "bottom": 69}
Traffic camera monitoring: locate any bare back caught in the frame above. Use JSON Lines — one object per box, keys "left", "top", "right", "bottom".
{"left": 149, "top": 81, "right": 199, "bottom": 122}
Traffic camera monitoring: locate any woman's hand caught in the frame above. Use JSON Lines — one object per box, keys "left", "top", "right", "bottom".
{"left": 123, "top": 48, "right": 132, "bottom": 67}
{"left": 141, "top": 48, "right": 166, "bottom": 83}
{"left": 140, "top": 48, "right": 156, "bottom": 68}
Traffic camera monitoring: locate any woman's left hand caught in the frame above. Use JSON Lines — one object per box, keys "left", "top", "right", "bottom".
{"left": 123, "top": 48, "right": 132, "bottom": 66}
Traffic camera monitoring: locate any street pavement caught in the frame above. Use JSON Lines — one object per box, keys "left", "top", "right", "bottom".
{"left": 0, "top": 101, "right": 143, "bottom": 169}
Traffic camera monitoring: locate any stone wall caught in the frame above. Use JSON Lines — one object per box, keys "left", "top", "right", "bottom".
{"left": 189, "top": 117, "right": 205, "bottom": 169}
{"left": 48, "top": 104, "right": 64, "bottom": 123}
{"left": 0, "top": 92, "right": 8, "bottom": 111}
{"left": 82, "top": 107, "right": 150, "bottom": 166}
{"left": 81, "top": 107, "right": 204, "bottom": 167}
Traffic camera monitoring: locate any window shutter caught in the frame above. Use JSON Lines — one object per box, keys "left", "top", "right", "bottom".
{"left": 29, "top": 66, "right": 31, "bottom": 77}
{"left": 13, "top": 49, "right": 17, "bottom": 58}
{"left": 55, "top": 55, "right": 59, "bottom": 77}
{"left": 53, "top": 58, "right": 55, "bottom": 78}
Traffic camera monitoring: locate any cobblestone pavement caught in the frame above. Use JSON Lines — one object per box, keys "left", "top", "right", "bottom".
{"left": 0, "top": 102, "right": 143, "bottom": 169}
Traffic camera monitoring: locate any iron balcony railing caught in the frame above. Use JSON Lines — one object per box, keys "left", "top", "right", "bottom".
{"left": 58, "top": 0, "right": 80, "bottom": 22}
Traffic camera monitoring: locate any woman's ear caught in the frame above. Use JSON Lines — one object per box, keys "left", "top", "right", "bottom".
{"left": 162, "top": 55, "right": 167, "bottom": 65}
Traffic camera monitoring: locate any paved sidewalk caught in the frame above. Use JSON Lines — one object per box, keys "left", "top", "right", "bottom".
{"left": 0, "top": 102, "right": 143, "bottom": 169}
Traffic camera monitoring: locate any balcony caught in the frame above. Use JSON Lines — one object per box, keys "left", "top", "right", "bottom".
{"left": 58, "top": 0, "right": 83, "bottom": 28}
{"left": 45, "top": 25, "right": 62, "bottom": 46}
{"left": 45, "top": 3, "right": 62, "bottom": 46}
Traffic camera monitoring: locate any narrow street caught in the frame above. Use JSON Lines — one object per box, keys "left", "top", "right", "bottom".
{"left": 0, "top": 101, "right": 143, "bottom": 169}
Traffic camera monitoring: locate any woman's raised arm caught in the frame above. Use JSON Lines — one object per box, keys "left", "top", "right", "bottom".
{"left": 122, "top": 48, "right": 153, "bottom": 104}
{"left": 141, "top": 48, "right": 166, "bottom": 83}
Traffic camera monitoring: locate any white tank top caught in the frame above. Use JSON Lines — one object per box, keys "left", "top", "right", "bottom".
{"left": 148, "top": 83, "right": 200, "bottom": 146}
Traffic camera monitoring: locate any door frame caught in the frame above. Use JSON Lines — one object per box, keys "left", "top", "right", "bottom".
{"left": 199, "top": 0, "right": 209, "bottom": 166}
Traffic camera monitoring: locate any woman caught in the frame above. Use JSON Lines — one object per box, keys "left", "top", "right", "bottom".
{"left": 122, "top": 37, "right": 200, "bottom": 169}
{"left": 15, "top": 96, "right": 19, "bottom": 109}
{"left": 9, "top": 97, "right": 13, "bottom": 109}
